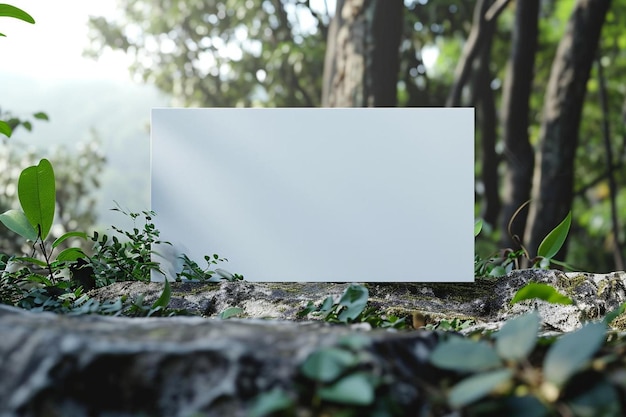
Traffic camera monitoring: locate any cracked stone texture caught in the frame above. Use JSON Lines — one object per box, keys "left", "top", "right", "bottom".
{"left": 0, "top": 305, "right": 444, "bottom": 417}
{"left": 89, "top": 269, "right": 626, "bottom": 332}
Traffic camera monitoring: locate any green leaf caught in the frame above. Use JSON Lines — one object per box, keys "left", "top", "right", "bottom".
{"left": 301, "top": 347, "right": 357, "bottom": 382}
{"left": 18, "top": 159, "right": 55, "bottom": 241}
{"left": 510, "top": 283, "right": 572, "bottom": 305}
{"left": 248, "top": 388, "right": 294, "bottom": 417}
{"left": 15, "top": 256, "right": 47, "bottom": 267}
{"left": 495, "top": 312, "right": 540, "bottom": 361}
{"left": 151, "top": 279, "right": 171, "bottom": 310}
{"left": 543, "top": 322, "right": 606, "bottom": 387}
{"left": 56, "top": 247, "right": 86, "bottom": 262}
{"left": 449, "top": 369, "right": 513, "bottom": 408}
{"left": 430, "top": 338, "right": 501, "bottom": 372}
{"left": 32, "top": 112, "right": 49, "bottom": 120}
{"left": 220, "top": 306, "right": 243, "bottom": 319}
{"left": 537, "top": 211, "right": 571, "bottom": 259}
{"left": 52, "top": 231, "right": 88, "bottom": 248}
{"left": 0, "top": 209, "right": 38, "bottom": 240}
{"left": 317, "top": 372, "right": 375, "bottom": 406}
{"left": 0, "top": 120, "right": 11, "bottom": 137}
{"left": 0, "top": 4, "right": 35, "bottom": 23}
{"left": 337, "top": 284, "right": 368, "bottom": 322}
{"left": 474, "top": 219, "right": 483, "bottom": 237}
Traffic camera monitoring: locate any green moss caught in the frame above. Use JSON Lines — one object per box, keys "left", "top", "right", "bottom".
{"left": 555, "top": 273, "right": 589, "bottom": 297}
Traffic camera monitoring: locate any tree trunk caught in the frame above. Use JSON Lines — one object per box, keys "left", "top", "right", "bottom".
{"left": 322, "top": 0, "right": 403, "bottom": 107}
{"left": 473, "top": 13, "right": 499, "bottom": 227}
{"left": 446, "top": 0, "right": 511, "bottom": 107}
{"left": 499, "top": 0, "right": 539, "bottom": 250}
{"left": 525, "top": 0, "right": 612, "bottom": 258}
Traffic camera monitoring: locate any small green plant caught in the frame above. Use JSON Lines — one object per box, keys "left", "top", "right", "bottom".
{"left": 475, "top": 209, "right": 574, "bottom": 277}
{"left": 177, "top": 253, "right": 243, "bottom": 282}
{"left": 298, "top": 284, "right": 407, "bottom": 329}
{"left": 88, "top": 205, "right": 168, "bottom": 285}
{"left": 0, "top": 159, "right": 89, "bottom": 302}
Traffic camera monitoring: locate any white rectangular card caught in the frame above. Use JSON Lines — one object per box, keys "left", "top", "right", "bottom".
{"left": 151, "top": 108, "right": 474, "bottom": 282}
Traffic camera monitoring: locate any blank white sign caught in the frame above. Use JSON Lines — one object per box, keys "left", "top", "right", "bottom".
{"left": 151, "top": 108, "right": 474, "bottom": 282}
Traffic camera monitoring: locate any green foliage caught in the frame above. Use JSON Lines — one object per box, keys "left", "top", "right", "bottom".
{"left": 88, "top": 207, "right": 167, "bottom": 284}
{"left": 0, "top": 159, "right": 88, "bottom": 302}
{"left": 428, "top": 311, "right": 619, "bottom": 413}
{"left": 18, "top": 158, "right": 55, "bottom": 240}
{"left": 475, "top": 211, "right": 574, "bottom": 277}
{"left": 300, "top": 337, "right": 377, "bottom": 410}
{"left": 297, "top": 284, "right": 407, "bottom": 329}
{"left": 86, "top": 0, "right": 326, "bottom": 107}
{"left": 510, "top": 282, "right": 573, "bottom": 305}
{"left": 177, "top": 253, "right": 243, "bottom": 282}
{"left": 0, "top": 3, "right": 35, "bottom": 37}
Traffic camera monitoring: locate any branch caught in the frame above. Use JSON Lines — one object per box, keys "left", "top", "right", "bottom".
{"left": 446, "top": 0, "right": 511, "bottom": 106}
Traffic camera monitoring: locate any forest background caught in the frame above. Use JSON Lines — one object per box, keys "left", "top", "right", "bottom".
{"left": 1, "top": 0, "right": 625, "bottom": 274}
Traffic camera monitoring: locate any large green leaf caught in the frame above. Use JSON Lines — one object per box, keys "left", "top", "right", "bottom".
{"left": 0, "top": 4, "right": 35, "bottom": 23}
{"left": 511, "top": 283, "right": 572, "bottom": 305}
{"left": 495, "top": 312, "right": 540, "bottom": 361}
{"left": 0, "top": 120, "right": 11, "bottom": 137}
{"left": 317, "top": 372, "right": 375, "bottom": 406}
{"left": 449, "top": 369, "right": 513, "bottom": 408}
{"left": 56, "top": 247, "right": 86, "bottom": 262}
{"left": 543, "top": 322, "right": 606, "bottom": 387}
{"left": 430, "top": 338, "right": 501, "bottom": 372}
{"left": 151, "top": 279, "right": 171, "bottom": 310}
{"left": 52, "top": 231, "right": 88, "bottom": 249}
{"left": 0, "top": 209, "right": 38, "bottom": 241}
{"left": 18, "top": 159, "right": 55, "bottom": 241}
{"left": 301, "top": 347, "right": 357, "bottom": 382}
{"left": 248, "top": 388, "right": 294, "bottom": 417}
{"left": 537, "top": 211, "right": 572, "bottom": 259}
{"left": 337, "top": 284, "right": 368, "bottom": 322}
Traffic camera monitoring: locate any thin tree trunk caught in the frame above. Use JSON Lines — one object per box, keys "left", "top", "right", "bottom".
{"left": 474, "top": 15, "right": 499, "bottom": 227}
{"left": 322, "top": 0, "right": 403, "bottom": 107}
{"left": 525, "top": 0, "right": 612, "bottom": 259}
{"left": 446, "top": 0, "right": 511, "bottom": 107}
{"left": 499, "top": 0, "right": 539, "bottom": 250}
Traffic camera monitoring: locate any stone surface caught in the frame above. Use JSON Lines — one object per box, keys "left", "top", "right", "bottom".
{"left": 1, "top": 269, "right": 625, "bottom": 416}
{"left": 89, "top": 269, "right": 626, "bottom": 332}
{"left": 0, "top": 304, "right": 443, "bottom": 417}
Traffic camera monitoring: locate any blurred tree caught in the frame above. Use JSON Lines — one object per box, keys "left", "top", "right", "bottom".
{"left": 321, "top": 0, "right": 403, "bottom": 107}
{"left": 86, "top": 0, "right": 329, "bottom": 107}
{"left": 87, "top": 0, "right": 626, "bottom": 271}
{"left": 499, "top": 0, "right": 539, "bottom": 250}
{"left": 525, "top": 0, "right": 612, "bottom": 259}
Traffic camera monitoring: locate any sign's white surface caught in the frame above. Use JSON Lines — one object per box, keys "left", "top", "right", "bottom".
{"left": 151, "top": 108, "right": 474, "bottom": 282}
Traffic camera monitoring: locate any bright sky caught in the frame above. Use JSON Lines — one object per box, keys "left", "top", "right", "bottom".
{"left": 1, "top": 0, "right": 136, "bottom": 81}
